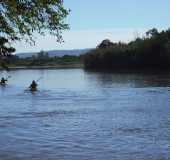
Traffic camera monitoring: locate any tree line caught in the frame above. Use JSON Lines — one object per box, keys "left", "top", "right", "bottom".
{"left": 83, "top": 28, "right": 170, "bottom": 71}
{"left": 8, "top": 51, "right": 81, "bottom": 67}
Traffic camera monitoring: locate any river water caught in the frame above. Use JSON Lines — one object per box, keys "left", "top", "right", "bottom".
{"left": 0, "top": 69, "right": 170, "bottom": 160}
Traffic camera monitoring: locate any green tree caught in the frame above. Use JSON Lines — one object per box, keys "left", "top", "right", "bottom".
{"left": 146, "top": 28, "right": 158, "bottom": 38}
{"left": 83, "top": 28, "right": 170, "bottom": 70}
{"left": 0, "top": 37, "right": 15, "bottom": 70}
{"left": 0, "top": 37, "right": 15, "bottom": 56}
{"left": 0, "top": 0, "right": 69, "bottom": 55}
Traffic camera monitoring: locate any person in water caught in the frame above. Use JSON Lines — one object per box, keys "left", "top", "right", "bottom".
{"left": 29, "top": 80, "right": 38, "bottom": 91}
{"left": 0, "top": 77, "right": 7, "bottom": 85}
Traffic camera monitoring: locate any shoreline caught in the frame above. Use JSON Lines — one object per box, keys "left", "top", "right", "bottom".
{"left": 1, "top": 64, "right": 170, "bottom": 74}
{"left": 0, "top": 64, "right": 84, "bottom": 70}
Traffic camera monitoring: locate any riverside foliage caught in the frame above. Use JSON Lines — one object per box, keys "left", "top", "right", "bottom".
{"left": 83, "top": 28, "right": 170, "bottom": 70}
{"left": 8, "top": 51, "right": 81, "bottom": 67}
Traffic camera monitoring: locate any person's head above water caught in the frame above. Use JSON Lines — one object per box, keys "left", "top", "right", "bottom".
{"left": 31, "top": 80, "right": 37, "bottom": 86}
{"left": 1, "top": 77, "right": 6, "bottom": 81}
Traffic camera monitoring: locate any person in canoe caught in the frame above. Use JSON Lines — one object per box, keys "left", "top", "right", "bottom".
{"left": 29, "top": 80, "right": 38, "bottom": 91}
{"left": 0, "top": 77, "right": 7, "bottom": 86}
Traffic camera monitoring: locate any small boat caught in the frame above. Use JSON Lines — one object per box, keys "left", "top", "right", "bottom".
{"left": 0, "top": 82, "right": 7, "bottom": 86}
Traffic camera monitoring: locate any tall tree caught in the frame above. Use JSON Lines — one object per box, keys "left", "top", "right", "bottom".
{"left": 0, "top": 0, "right": 69, "bottom": 57}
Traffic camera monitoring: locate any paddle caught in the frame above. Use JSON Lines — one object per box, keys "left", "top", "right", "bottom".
{"left": 36, "top": 76, "right": 43, "bottom": 83}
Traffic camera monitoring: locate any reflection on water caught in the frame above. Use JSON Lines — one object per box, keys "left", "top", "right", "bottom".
{"left": 85, "top": 70, "right": 170, "bottom": 88}
{"left": 0, "top": 69, "right": 170, "bottom": 160}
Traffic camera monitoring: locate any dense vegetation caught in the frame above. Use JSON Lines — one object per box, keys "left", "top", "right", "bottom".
{"left": 83, "top": 28, "right": 170, "bottom": 71}
{"left": 7, "top": 51, "right": 82, "bottom": 68}
{"left": 0, "top": 37, "right": 16, "bottom": 70}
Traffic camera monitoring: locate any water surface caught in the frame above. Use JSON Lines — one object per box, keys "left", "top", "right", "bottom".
{"left": 0, "top": 69, "right": 170, "bottom": 160}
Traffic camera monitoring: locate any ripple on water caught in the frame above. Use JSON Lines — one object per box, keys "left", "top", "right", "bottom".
{"left": 0, "top": 69, "right": 170, "bottom": 160}
{"left": 0, "top": 110, "right": 75, "bottom": 120}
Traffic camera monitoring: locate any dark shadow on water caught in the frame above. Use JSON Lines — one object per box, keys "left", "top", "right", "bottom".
{"left": 84, "top": 69, "right": 170, "bottom": 88}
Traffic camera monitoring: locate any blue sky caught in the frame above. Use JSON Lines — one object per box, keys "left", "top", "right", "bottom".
{"left": 14, "top": 0, "right": 170, "bottom": 53}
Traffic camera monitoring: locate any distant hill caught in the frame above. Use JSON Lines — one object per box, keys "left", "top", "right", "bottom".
{"left": 16, "top": 49, "right": 91, "bottom": 58}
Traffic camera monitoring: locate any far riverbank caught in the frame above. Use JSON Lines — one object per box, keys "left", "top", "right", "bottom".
{"left": 0, "top": 63, "right": 84, "bottom": 70}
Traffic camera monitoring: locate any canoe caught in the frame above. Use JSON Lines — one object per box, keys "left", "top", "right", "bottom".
{"left": 0, "top": 83, "right": 6, "bottom": 86}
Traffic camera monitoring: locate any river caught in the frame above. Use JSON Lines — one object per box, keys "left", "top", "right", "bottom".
{"left": 0, "top": 69, "right": 170, "bottom": 160}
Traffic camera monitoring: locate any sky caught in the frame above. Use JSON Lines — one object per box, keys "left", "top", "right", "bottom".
{"left": 14, "top": 0, "right": 170, "bottom": 53}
